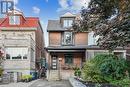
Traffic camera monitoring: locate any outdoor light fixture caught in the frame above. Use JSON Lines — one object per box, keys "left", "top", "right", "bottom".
{"left": 59, "top": 58, "right": 62, "bottom": 61}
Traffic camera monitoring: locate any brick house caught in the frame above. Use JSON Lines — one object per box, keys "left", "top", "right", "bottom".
{"left": 0, "top": 10, "right": 44, "bottom": 81}
{"left": 46, "top": 12, "right": 126, "bottom": 80}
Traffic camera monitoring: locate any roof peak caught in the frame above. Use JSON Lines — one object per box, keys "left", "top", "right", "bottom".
{"left": 61, "top": 12, "right": 76, "bottom": 17}
{"left": 8, "top": 9, "right": 23, "bottom": 15}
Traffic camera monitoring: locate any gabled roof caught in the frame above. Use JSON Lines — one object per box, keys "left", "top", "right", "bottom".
{"left": 0, "top": 9, "right": 41, "bottom": 28}
{"left": 47, "top": 12, "right": 77, "bottom": 32}
{"left": 8, "top": 9, "right": 23, "bottom": 15}
{"left": 47, "top": 20, "right": 65, "bottom": 31}
{"left": 61, "top": 12, "right": 76, "bottom": 17}
{"left": 0, "top": 16, "right": 40, "bottom": 28}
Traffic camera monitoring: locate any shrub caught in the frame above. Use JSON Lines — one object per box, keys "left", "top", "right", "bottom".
{"left": 74, "top": 67, "right": 81, "bottom": 77}
{"left": 82, "top": 57, "right": 103, "bottom": 82}
{"left": 100, "top": 56, "right": 128, "bottom": 80}
{"left": 109, "top": 78, "right": 130, "bottom": 87}
{"left": 126, "top": 60, "right": 130, "bottom": 77}
{"left": 82, "top": 54, "right": 130, "bottom": 87}
{"left": 22, "top": 75, "right": 33, "bottom": 82}
{"left": 0, "top": 68, "right": 3, "bottom": 77}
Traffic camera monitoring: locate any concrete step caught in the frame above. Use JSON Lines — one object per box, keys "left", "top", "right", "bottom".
{"left": 48, "top": 70, "right": 60, "bottom": 81}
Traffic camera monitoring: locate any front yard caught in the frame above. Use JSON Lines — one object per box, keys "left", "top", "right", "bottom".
{"left": 73, "top": 54, "right": 130, "bottom": 87}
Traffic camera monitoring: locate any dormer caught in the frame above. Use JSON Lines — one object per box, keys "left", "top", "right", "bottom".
{"left": 60, "top": 12, "right": 76, "bottom": 28}
{"left": 7, "top": 9, "right": 25, "bottom": 25}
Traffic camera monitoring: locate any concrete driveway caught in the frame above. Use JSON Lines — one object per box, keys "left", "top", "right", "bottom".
{"left": 0, "top": 79, "right": 40, "bottom": 87}
{"left": 29, "top": 79, "right": 72, "bottom": 87}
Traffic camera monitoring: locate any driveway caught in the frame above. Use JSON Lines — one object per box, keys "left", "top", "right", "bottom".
{"left": 29, "top": 79, "right": 72, "bottom": 87}
{"left": 0, "top": 82, "right": 32, "bottom": 87}
{"left": 0, "top": 79, "right": 40, "bottom": 87}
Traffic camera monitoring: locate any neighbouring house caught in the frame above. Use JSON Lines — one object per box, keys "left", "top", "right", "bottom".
{"left": 46, "top": 12, "right": 126, "bottom": 80}
{"left": 0, "top": 10, "right": 45, "bottom": 82}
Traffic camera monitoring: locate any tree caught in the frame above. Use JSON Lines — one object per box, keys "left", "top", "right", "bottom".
{"left": 73, "top": 0, "right": 130, "bottom": 51}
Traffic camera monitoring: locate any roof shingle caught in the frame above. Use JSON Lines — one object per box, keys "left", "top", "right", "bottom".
{"left": 47, "top": 20, "right": 65, "bottom": 31}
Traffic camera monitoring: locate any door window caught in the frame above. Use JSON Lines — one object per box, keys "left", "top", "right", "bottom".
{"left": 51, "top": 55, "right": 57, "bottom": 69}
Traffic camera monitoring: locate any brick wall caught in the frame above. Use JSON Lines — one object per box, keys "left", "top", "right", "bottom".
{"left": 49, "top": 53, "right": 84, "bottom": 68}
{"left": 35, "top": 26, "right": 44, "bottom": 60}
{"left": 59, "top": 53, "right": 82, "bottom": 67}
{"left": 49, "top": 32, "right": 88, "bottom": 46}
{"left": 49, "top": 32, "right": 61, "bottom": 46}
{"left": 75, "top": 32, "right": 88, "bottom": 45}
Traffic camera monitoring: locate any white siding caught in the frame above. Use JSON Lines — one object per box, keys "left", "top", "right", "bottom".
{"left": 0, "top": 30, "right": 36, "bottom": 75}
{"left": 88, "top": 31, "right": 98, "bottom": 45}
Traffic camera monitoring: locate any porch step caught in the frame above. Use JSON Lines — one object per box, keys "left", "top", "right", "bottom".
{"left": 47, "top": 70, "right": 60, "bottom": 81}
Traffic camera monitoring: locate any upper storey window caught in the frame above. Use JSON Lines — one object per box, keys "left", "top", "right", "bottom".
{"left": 63, "top": 20, "right": 73, "bottom": 28}
{"left": 9, "top": 16, "right": 20, "bottom": 25}
{"left": 62, "top": 32, "right": 73, "bottom": 45}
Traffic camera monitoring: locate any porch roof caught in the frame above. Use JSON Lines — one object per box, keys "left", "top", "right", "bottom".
{"left": 45, "top": 45, "right": 125, "bottom": 52}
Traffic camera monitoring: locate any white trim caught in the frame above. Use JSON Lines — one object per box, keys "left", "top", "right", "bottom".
{"left": 113, "top": 50, "right": 126, "bottom": 59}
{"left": 48, "top": 50, "right": 85, "bottom": 52}
{"left": 86, "top": 49, "right": 126, "bottom": 59}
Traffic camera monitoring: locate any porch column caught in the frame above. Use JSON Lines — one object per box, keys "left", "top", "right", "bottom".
{"left": 58, "top": 58, "right": 62, "bottom": 80}
{"left": 85, "top": 50, "right": 88, "bottom": 61}
{"left": 46, "top": 52, "right": 51, "bottom": 80}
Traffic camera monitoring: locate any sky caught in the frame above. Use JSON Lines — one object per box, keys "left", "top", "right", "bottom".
{"left": 0, "top": 0, "right": 90, "bottom": 46}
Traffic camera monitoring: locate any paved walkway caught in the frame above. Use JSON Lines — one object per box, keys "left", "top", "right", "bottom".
{"left": 29, "top": 79, "right": 72, "bottom": 87}
{"left": 0, "top": 79, "right": 72, "bottom": 87}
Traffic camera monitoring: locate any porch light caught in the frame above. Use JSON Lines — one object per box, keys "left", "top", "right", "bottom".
{"left": 59, "top": 58, "right": 62, "bottom": 61}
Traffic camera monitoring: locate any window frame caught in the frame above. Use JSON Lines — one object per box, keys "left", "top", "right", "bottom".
{"left": 62, "top": 32, "right": 73, "bottom": 45}
{"left": 63, "top": 19, "right": 73, "bottom": 28}
{"left": 64, "top": 54, "right": 73, "bottom": 65}
{"left": 5, "top": 47, "right": 28, "bottom": 60}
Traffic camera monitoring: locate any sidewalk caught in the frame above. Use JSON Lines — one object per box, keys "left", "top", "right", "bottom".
{"left": 0, "top": 79, "right": 40, "bottom": 87}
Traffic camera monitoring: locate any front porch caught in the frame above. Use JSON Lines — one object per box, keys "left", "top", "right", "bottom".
{"left": 45, "top": 46, "right": 126, "bottom": 80}
{"left": 46, "top": 50, "right": 86, "bottom": 80}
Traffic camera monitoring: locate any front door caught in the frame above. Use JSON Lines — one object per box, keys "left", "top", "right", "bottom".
{"left": 51, "top": 55, "right": 58, "bottom": 70}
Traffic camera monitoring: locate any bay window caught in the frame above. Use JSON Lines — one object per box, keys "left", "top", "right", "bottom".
{"left": 6, "top": 47, "right": 28, "bottom": 60}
